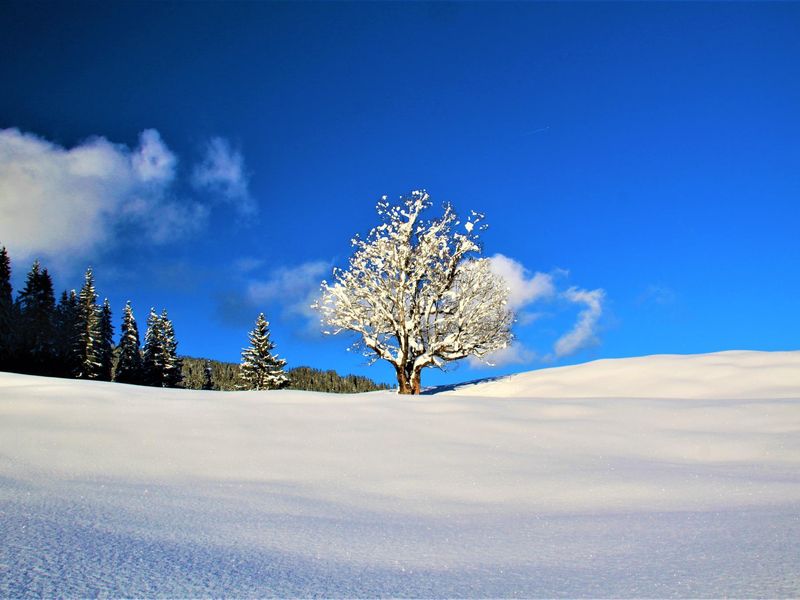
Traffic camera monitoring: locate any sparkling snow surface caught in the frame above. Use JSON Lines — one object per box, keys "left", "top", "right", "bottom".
{"left": 1, "top": 351, "right": 799, "bottom": 597}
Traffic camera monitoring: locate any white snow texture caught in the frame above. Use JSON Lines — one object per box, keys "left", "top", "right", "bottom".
{"left": 1, "top": 350, "right": 799, "bottom": 597}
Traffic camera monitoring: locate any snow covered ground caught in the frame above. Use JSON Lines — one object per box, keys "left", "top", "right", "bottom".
{"left": 1, "top": 350, "right": 799, "bottom": 597}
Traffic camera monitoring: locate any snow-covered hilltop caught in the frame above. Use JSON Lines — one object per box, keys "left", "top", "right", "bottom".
{"left": 1, "top": 350, "right": 799, "bottom": 597}
{"left": 445, "top": 350, "right": 800, "bottom": 399}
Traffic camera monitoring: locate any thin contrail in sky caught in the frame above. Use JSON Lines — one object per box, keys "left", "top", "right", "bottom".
{"left": 522, "top": 126, "right": 551, "bottom": 136}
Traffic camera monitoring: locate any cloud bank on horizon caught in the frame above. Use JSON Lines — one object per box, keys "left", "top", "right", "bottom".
{"left": 0, "top": 127, "right": 253, "bottom": 268}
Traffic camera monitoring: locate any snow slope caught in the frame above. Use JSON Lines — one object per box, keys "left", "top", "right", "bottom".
{"left": 1, "top": 350, "right": 799, "bottom": 597}
{"left": 444, "top": 350, "right": 800, "bottom": 399}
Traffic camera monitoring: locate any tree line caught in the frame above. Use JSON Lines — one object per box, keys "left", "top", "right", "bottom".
{"left": 0, "top": 247, "right": 183, "bottom": 386}
{"left": 181, "top": 358, "right": 390, "bottom": 393}
{"left": 0, "top": 246, "right": 389, "bottom": 393}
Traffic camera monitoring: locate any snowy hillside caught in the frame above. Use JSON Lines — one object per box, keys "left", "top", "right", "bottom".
{"left": 445, "top": 350, "right": 800, "bottom": 399}
{"left": 1, "top": 351, "right": 799, "bottom": 597}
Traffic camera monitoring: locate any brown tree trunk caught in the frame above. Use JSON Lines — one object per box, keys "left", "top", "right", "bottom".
{"left": 411, "top": 367, "right": 422, "bottom": 395}
{"left": 396, "top": 363, "right": 423, "bottom": 394}
{"left": 395, "top": 365, "right": 413, "bottom": 394}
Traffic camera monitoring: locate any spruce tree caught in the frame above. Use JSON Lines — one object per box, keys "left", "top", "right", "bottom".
{"left": 54, "top": 290, "right": 80, "bottom": 378}
{"left": 142, "top": 308, "right": 165, "bottom": 386}
{"left": 75, "top": 268, "right": 102, "bottom": 379}
{"left": 16, "top": 260, "right": 57, "bottom": 375}
{"left": 0, "top": 247, "right": 14, "bottom": 370}
{"left": 238, "top": 313, "right": 287, "bottom": 390}
{"left": 142, "top": 308, "right": 182, "bottom": 388}
{"left": 161, "top": 309, "right": 183, "bottom": 388}
{"left": 98, "top": 299, "right": 114, "bottom": 382}
{"left": 115, "top": 301, "right": 143, "bottom": 384}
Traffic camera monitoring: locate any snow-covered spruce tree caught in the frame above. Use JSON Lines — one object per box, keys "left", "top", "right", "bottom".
{"left": 142, "top": 308, "right": 182, "bottom": 388}
{"left": 160, "top": 310, "right": 183, "bottom": 388}
{"left": 115, "top": 301, "right": 143, "bottom": 384}
{"left": 98, "top": 299, "right": 114, "bottom": 382}
{"left": 74, "top": 268, "right": 102, "bottom": 379}
{"left": 317, "top": 191, "right": 514, "bottom": 394}
{"left": 142, "top": 308, "right": 165, "bottom": 386}
{"left": 238, "top": 312, "right": 288, "bottom": 390}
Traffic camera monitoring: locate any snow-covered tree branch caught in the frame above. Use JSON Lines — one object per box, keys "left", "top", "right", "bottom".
{"left": 317, "top": 191, "right": 513, "bottom": 394}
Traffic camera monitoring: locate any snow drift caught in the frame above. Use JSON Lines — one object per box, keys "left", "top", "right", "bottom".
{"left": 1, "top": 350, "right": 799, "bottom": 597}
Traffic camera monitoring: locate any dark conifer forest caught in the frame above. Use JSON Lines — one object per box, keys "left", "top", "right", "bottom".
{"left": 0, "top": 246, "right": 389, "bottom": 393}
{"left": 180, "top": 356, "right": 390, "bottom": 392}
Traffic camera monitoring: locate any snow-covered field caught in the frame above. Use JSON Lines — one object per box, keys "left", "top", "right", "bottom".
{"left": 2, "top": 350, "right": 799, "bottom": 597}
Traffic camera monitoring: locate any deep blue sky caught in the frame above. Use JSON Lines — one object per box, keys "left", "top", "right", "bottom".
{"left": 1, "top": 2, "right": 798, "bottom": 386}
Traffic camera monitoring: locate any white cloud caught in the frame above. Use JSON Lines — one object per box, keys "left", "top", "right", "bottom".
{"left": 0, "top": 127, "right": 252, "bottom": 269}
{"left": 553, "top": 287, "right": 605, "bottom": 358}
{"left": 247, "top": 260, "right": 330, "bottom": 332}
{"left": 0, "top": 127, "right": 206, "bottom": 267}
{"left": 488, "top": 253, "right": 556, "bottom": 310}
{"left": 488, "top": 254, "right": 563, "bottom": 328}
{"left": 131, "top": 129, "right": 177, "bottom": 183}
{"left": 483, "top": 253, "right": 606, "bottom": 364}
{"left": 192, "top": 137, "right": 254, "bottom": 215}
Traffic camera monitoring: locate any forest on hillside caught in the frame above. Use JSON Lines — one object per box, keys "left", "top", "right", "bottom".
{"left": 181, "top": 357, "right": 391, "bottom": 393}
{"left": 0, "top": 246, "right": 390, "bottom": 394}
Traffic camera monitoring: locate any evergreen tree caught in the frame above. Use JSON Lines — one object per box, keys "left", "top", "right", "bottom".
{"left": 115, "top": 301, "right": 143, "bottom": 384}
{"left": 161, "top": 310, "right": 183, "bottom": 388}
{"left": 202, "top": 359, "right": 214, "bottom": 390}
{"left": 142, "top": 308, "right": 182, "bottom": 388}
{"left": 54, "top": 290, "right": 80, "bottom": 378}
{"left": 0, "top": 246, "right": 14, "bottom": 370}
{"left": 16, "top": 260, "right": 57, "bottom": 375}
{"left": 142, "top": 308, "right": 165, "bottom": 386}
{"left": 238, "top": 313, "right": 287, "bottom": 390}
{"left": 74, "top": 268, "right": 102, "bottom": 379}
{"left": 98, "top": 298, "right": 114, "bottom": 381}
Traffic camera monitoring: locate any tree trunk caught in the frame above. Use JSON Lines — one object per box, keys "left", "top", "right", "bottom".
{"left": 395, "top": 363, "right": 423, "bottom": 394}
{"left": 395, "top": 365, "right": 413, "bottom": 394}
{"left": 411, "top": 367, "right": 422, "bottom": 395}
